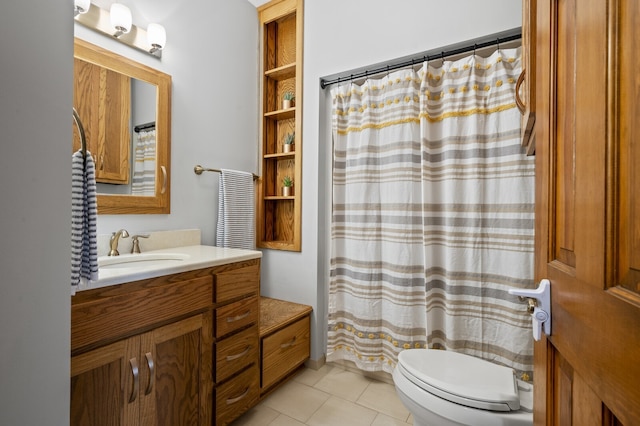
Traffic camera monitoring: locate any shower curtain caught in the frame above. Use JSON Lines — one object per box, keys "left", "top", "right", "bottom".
{"left": 131, "top": 129, "right": 157, "bottom": 195}
{"left": 328, "top": 47, "right": 536, "bottom": 378}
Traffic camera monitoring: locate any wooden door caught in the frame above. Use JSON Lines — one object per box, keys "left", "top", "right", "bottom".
{"left": 70, "top": 337, "right": 139, "bottom": 426}
{"left": 535, "top": 0, "right": 640, "bottom": 424}
{"left": 139, "top": 314, "right": 212, "bottom": 426}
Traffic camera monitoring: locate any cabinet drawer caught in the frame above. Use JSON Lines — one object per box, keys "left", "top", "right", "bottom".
{"left": 215, "top": 364, "right": 259, "bottom": 426}
{"left": 261, "top": 316, "right": 310, "bottom": 390}
{"left": 215, "top": 296, "right": 258, "bottom": 338}
{"left": 214, "top": 263, "right": 259, "bottom": 303}
{"left": 72, "top": 275, "right": 213, "bottom": 352}
{"left": 215, "top": 325, "right": 258, "bottom": 383}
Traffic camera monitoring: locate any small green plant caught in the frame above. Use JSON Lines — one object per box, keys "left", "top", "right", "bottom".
{"left": 283, "top": 91, "right": 295, "bottom": 101}
{"left": 282, "top": 176, "right": 293, "bottom": 187}
{"left": 284, "top": 132, "right": 295, "bottom": 145}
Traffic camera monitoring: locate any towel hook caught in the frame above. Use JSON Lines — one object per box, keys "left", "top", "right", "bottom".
{"left": 72, "top": 107, "right": 87, "bottom": 158}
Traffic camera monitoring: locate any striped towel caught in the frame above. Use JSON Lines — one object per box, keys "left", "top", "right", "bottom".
{"left": 216, "top": 169, "right": 255, "bottom": 250}
{"left": 71, "top": 150, "right": 98, "bottom": 294}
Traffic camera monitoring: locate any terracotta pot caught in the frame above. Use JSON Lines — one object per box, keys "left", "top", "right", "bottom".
{"left": 282, "top": 186, "right": 292, "bottom": 197}
{"left": 283, "top": 143, "right": 294, "bottom": 153}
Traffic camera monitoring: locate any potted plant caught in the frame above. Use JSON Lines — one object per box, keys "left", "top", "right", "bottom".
{"left": 282, "top": 176, "right": 293, "bottom": 196}
{"left": 283, "top": 92, "right": 295, "bottom": 109}
{"left": 283, "top": 132, "right": 295, "bottom": 153}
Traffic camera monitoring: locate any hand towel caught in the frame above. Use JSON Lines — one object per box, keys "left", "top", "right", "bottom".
{"left": 71, "top": 150, "right": 98, "bottom": 294}
{"left": 216, "top": 169, "right": 255, "bottom": 250}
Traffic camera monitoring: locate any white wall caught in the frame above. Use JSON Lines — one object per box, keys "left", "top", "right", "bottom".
{"left": 0, "top": 1, "right": 72, "bottom": 424}
{"left": 260, "top": 0, "right": 522, "bottom": 362}
{"left": 77, "top": 0, "right": 260, "bottom": 246}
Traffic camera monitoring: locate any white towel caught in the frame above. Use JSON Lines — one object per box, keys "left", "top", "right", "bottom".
{"left": 71, "top": 150, "right": 98, "bottom": 294}
{"left": 216, "top": 169, "right": 255, "bottom": 250}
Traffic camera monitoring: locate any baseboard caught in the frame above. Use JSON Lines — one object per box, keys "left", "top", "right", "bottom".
{"left": 305, "top": 354, "right": 326, "bottom": 370}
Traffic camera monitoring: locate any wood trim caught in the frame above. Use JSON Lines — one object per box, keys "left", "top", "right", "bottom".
{"left": 533, "top": 0, "right": 553, "bottom": 423}
{"left": 258, "top": 0, "right": 296, "bottom": 22}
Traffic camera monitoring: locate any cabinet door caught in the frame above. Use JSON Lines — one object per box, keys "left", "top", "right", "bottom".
{"left": 71, "top": 337, "right": 139, "bottom": 426}
{"left": 73, "top": 57, "right": 131, "bottom": 184}
{"left": 139, "top": 314, "right": 212, "bottom": 426}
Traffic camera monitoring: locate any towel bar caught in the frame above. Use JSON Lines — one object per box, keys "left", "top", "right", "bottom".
{"left": 194, "top": 165, "right": 259, "bottom": 181}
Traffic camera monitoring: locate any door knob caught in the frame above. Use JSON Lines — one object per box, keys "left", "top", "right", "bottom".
{"left": 509, "top": 279, "right": 551, "bottom": 341}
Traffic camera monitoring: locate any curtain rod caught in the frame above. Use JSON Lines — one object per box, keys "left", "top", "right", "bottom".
{"left": 134, "top": 121, "right": 156, "bottom": 133}
{"left": 320, "top": 27, "right": 521, "bottom": 89}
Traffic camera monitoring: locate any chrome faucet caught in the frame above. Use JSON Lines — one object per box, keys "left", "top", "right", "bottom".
{"left": 108, "top": 229, "right": 129, "bottom": 256}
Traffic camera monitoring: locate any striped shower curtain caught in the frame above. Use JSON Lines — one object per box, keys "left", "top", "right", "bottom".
{"left": 328, "top": 47, "right": 536, "bottom": 378}
{"left": 131, "top": 129, "right": 156, "bottom": 195}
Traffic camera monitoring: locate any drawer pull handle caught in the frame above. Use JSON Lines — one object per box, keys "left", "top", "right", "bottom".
{"left": 226, "top": 345, "right": 251, "bottom": 361}
{"left": 144, "top": 352, "right": 154, "bottom": 395}
{"left": 226, "top": 387, "right": 250, "bottom": 405}
{"left": 515, "top": 69, "right": 526, "bottom": 114}
{"left": 129, "top": 357, "right": 139, "bottom": 403}
{"left": 280, "top": 336, "right": 297, "bottom": 349}
{"left": 227, "top": 310, "right": 251, "bottom": 323}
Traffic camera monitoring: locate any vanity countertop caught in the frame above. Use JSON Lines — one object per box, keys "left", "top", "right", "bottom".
{"left": 80, "top": 245, "right": 262, "bottom": 291}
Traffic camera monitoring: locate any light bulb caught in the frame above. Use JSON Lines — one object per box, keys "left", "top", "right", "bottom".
{"left": 147, "top": 23, "right": 166, "bottom": 53}
{"left": 110, "top": 3, "right": 132, "bottom": 37}
{"left": 74, "top": 0, "right": 90, "bottom": 16}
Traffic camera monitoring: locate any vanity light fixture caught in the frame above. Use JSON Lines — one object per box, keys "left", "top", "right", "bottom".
{"left": 110, "top": 3, "right": 132, "bottom": 38}
{"left": 74, "top": 0, "right": 90, "bottom": 17}
{"left": 74, "top": 2, "right": 166, "bottom": 59}
{"left": 147, "top": 23, "right": 167, "bottom": 54}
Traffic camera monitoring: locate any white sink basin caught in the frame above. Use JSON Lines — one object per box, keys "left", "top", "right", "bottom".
{"left": 99, "top": 253, "right": 190, "bottom": 270}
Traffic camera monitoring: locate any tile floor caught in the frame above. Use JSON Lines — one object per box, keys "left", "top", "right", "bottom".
{"left": 231, "top": 363, "right": 412, "bottom": 426}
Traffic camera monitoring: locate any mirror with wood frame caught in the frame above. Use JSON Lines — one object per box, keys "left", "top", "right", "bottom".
{"left": 73, "top": 38, "right": 171, "bottom": 214}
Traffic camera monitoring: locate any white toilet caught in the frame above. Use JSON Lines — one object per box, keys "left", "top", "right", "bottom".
{"left": 393, "top": 349, "right": 533, "bottom": 426}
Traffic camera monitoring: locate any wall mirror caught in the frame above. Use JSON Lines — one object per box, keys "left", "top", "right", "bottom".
{"left": 73, "top": 38, "right": 171, "bottom": 214}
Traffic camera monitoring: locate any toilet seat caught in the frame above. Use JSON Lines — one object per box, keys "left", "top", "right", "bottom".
{"left": 397, "top": 349, "right": 520, "bottom": 412}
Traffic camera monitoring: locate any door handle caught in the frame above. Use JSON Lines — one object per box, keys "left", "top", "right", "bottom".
{"left": 509, "top": 279, "right": 551, "bottom": 341}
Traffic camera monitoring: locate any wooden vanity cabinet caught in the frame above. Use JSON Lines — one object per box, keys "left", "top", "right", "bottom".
{"left": 70, "top": 258, "right": 262, "bottom": 426}
{"left": 71, "top": 271, "right": 214, "bottom": 426}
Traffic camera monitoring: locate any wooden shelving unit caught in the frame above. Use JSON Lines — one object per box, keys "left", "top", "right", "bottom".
{"left": 257, "top": 0, "right": 303, "bottom": 251}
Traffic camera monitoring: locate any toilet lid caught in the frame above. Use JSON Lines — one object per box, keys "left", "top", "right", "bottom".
{"left": 397, "top": 349, "right": 520, "bottom": 412}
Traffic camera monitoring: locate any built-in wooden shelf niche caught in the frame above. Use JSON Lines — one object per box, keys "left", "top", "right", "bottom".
{"left": 257, "top": 0, "right": 303, "bottom": 251}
